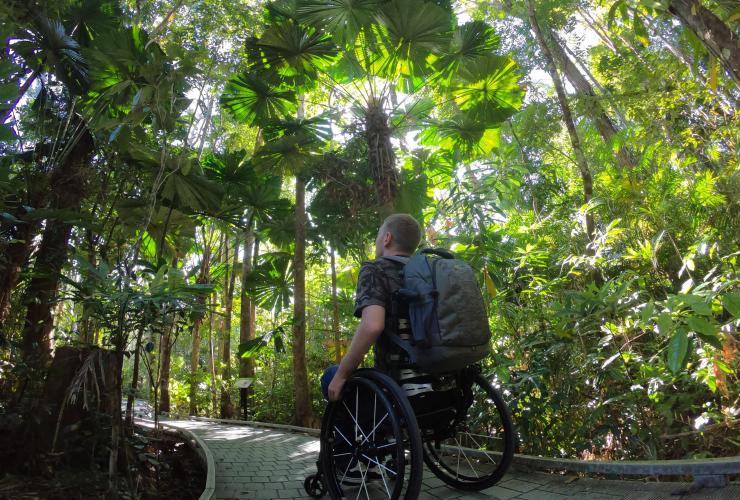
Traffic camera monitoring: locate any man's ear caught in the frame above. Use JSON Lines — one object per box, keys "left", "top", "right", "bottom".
{"left": 383, "top": 231, "right": 392, "bottom": 247}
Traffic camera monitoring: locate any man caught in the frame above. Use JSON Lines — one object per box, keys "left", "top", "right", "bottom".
{"left": 322, "top": 213, "right": 422, "bottom": 402}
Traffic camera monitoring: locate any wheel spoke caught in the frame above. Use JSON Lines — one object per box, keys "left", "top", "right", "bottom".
{"left": 333, "top": 425, "right": 354, "bottom": 447}
{"left": 343, "top": 399, "right": 368, "bottom": 442}
{"left": 464, "top": 432, "right": 498, "bottom": 466}
{"left": 356, "top": 462, "right": 371, "bottom": 500}
{"left": 455, "top": 438, "right": 480, "bottom": 478}
{"left": 361, "top": 453, "right": 398, "bottom": 477}
{"left": 360, "top": 413, "right": 389, "bottom": 446}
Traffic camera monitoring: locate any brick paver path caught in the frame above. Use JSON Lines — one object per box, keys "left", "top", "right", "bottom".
{"left": 166, "top": 420, "right": 737, "bottom": 500}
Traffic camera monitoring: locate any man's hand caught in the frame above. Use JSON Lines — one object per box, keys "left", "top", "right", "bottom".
{"left": 327, "top": 373, "right": 347, "bottom": 402}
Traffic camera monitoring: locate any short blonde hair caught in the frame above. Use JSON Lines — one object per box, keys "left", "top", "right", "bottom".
{"left": 382, "top": 214, "right": 422, "bottom": 254}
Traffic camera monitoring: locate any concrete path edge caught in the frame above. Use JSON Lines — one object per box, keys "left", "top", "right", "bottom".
{"left": 159, "top": 420, "right": 217, "bottom": 500}
{"left": 188, "top": 416, "right": 740, "bottom": 481}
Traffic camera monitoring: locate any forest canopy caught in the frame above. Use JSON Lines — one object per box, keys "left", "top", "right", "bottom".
{"left": 0, "top": 0, "right": 738, "bottom": 489}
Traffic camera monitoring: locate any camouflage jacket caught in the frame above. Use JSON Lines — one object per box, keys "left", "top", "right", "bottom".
{"left": 354, "top": 257, "right": 408, "bottom": 371}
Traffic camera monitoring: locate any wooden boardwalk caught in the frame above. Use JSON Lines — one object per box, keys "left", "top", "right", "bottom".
{"left": 164, "top": 419, "right": 738, "bottom": 500}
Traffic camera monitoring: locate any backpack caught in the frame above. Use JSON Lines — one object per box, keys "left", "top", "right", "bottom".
{"left": 384, "top": 248, "right": 491, "bottom": 374}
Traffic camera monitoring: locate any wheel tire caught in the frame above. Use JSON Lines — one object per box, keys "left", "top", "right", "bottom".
{"left": 304, "top": 474, "right": 326, "bottom": 498}
{"left": 320, "top": 376, "right": 417, "bottom": 499}
{"left": 423, "top": 372, "right": 514, "bottom": 491}
{"left": 355, "top": 369, "right": 423, "bottom": 500}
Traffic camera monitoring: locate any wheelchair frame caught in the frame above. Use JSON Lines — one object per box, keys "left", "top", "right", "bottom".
{"left": 304, "top": 364, "right": 514, "bottom": 499}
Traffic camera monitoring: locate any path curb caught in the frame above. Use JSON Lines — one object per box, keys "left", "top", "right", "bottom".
{"left": 188, "top": 416, "right": 740, "bottom": 483}
{"left": 190, "top": 415, "right": 320, "bottom": 436}
{"left": 159, "top": 420, "right": 216, "bottom": 500}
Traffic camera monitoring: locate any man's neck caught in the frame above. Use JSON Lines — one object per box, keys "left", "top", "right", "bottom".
{"left": 382, "top": 250, "right": 411, "bottom": 257}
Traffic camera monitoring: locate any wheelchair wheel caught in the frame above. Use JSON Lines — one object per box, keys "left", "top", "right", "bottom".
{"left": 422, "top": 371, "right": 514, "bottom": 491}
{"left": 320, "top": 373, "right": 423, "bottom": 499}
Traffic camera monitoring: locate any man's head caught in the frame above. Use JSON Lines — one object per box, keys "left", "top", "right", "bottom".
{"left": 375, "top": 213, "right": 422, "bottom": 257}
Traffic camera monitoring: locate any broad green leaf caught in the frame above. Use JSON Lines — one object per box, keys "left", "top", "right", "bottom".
{"left": 249, "top": 20, "right": 339, "bottom": 87}
{"left": 296, "top": 0, "right": 380, "bottom": 45}
{"left": 434, "top": 21, "right": 500, "bottom": 81}
{"left": 452, "top": 55, "right": 523, "bottom": 124}
{"left": 667, "top": 328, "right": 688, "bottom": 374}
{"left": 640, "top": 301, "right": 655, "bottom": 323}
{"left": 686, "top": 316, "right": 717, "bottom": 337}
{"left": 722, "top": 293, "right": 740, "bottom": 318}
{"left": 657, "top": 313, "right": 672, "bottom": 336}
{"left": 374, "top": 0, "right": 451, "bottom": 78}
{"left": 220, "top": 72, "right": 296, "bottom": 125}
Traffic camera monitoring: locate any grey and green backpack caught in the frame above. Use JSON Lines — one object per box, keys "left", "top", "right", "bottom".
{"left": 384, "top": 248, "right": 491, "bottom": 374}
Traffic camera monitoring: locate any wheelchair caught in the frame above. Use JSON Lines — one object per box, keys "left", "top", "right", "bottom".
{"left": 303, "top": 363, "right": 514, "bottom": 499}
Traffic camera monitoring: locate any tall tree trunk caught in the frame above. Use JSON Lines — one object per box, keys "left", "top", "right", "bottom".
{"left": 330, "top": 247, "right": 341, "bottom": 364}
{"left": 365, "top": 99, "right": 398, "bottom": 215}
{"left": 239, "top": 224, "right": 255, "bottom": 420}
{"left": 189, "top": 236, "right": 212, "bottom": 416}
{"left": 0, "top": 221, "right": 37, "bottom": 326}
{"left": 527, "top": 0, "right": 595, "bottom": 244}
{"left": 669, "top": 0, "right": 740, "bottom": 83}
{"left": 219, "top": 234, "right": 239, "bottom": 418}
{"left": 292, "top": 177, "right": 313, "bottom": 427}
{"left": 20, "top": 127, "right": 94, "bottom": 374}
{"left": 207, "top": 294, "right": 218, "bottom": 416}
{"left": 125, "top": 326, "right": 145, "bottom": 429}
{"left": 159, "top": 320, "right": 175, "bottom": 414}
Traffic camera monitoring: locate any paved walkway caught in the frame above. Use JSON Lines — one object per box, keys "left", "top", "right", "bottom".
{"left": 166, "top": 420, "right": 737, "bottom": 500}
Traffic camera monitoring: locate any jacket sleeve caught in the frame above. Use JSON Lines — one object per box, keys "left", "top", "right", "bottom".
{"left": 353, "top": 262, "right": 388, "bottom": 318}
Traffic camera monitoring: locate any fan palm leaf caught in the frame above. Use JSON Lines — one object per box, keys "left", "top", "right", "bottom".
{"left": 220, "top": 72, "right": 296, "bottom": 125}
{"left": 296, "top": 0, "right": 381, "bottom": 45}
{"left": 451, "top": 54, "right": 524, "bottom": 123}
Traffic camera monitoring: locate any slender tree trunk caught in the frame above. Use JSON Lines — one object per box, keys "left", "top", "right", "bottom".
{"left": 330, "top": 248, "right": 341, "bottom": 364}
{"left": 547, "top": 30, "right": 634, "bottom": 169}
{"left": 189, "top": 237, "right": 211, "bottom": 416}
{"left": 0, "top": 221, "right": 37, "bottom": 325}
{"left": 239, "top": 224, "right": 255, "bottom": 420}
{"left": 669, "top": 0, "right": 740, "bottom": 83}
{"left": 21, "top": 127, "right": 94, "bottom": 373}
{"left": 292, "top": 176, "right": 313, "bottom": 427}
{"left": 159, "top": 320, "right": 175, "bottom": 414}
{"left": 1, "top": 65, "right": 40, "bottom": 124}
{"left": 125, "top": 326, "right": 145, "bottom": 429}
{"left": 207, "top": 295, "right": 218, "bottom": 416}
{"left": 219, "top": 235, "right": 239, "bottom": 418}
{"left": 577, "top": 8, "right": 619, "bottom": 55}
{"left": 527, "top": 0, "right": 595, "bottom": 243}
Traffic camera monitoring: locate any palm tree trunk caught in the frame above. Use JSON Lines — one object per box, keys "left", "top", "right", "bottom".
{"left": 239, "top": 224, "right": 255, "bottom": 419}
{"left": 526, "top": 0, "right": 595, "bottom": 244}
{"left": 668, "top": 0, "right": 740, "bottom": 83}
{"left": 125, "top": 326, "right": 145, "bottom": 428}
{"left": 207, "top": 295, "right": 218, "bottom": 416}
{"left": 219, "top": 234, "right": 239, "bottom": 418}
{"left": 330, "top": 247, "right": 341, "bottom": 364}
{"left": 365, "top": 100, "right": 398, "bottom": 215}
{"left": 20, "top": 127, "right": 94, "bottom": 374}
{"left": 189, "top": 235, "right": 212, "bottom": 416}
{"left": 159, "top": 319, "right": 175, "bottom": 414}
{"left": 292, "top": 177, "right": 313, "bottom": 427}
